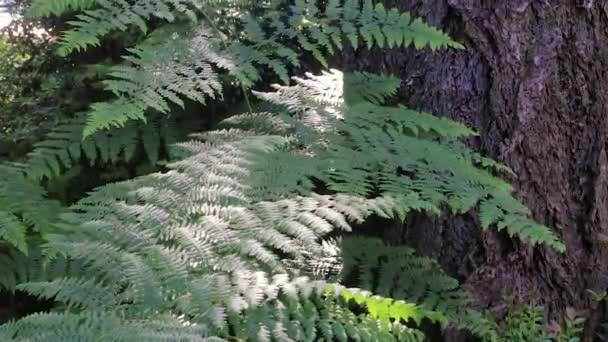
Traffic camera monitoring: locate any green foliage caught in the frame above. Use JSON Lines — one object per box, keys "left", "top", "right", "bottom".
{"left": 0, "top": 0, "right": 569, "bottom": 340}
{"left": 228, "top": 0, "right": 463, "bottom": 85}
{"left": 48, "top": 0, "right": 461, "bottom": 58}
{"left": 0, "top": 245, "right": 81, "bottom": 291}
{"left": 1, "top": 279, "right": 430, "bottom": 341}
{"left": 0, "top": 68, "right": 565, "bottom": 340}
{"left": 38, "top": 0, "right": 461, "bottom": 136}
{"left": 0, "top": 130, "right": 433, "bottom": 340}
{"left": 250, "top": 70, "right": 564, "bottom": 251}
{"left": 0, "top": 18, "right": 96, "bottom": 145}
{"left": 11, "top": 112, "right": 185, "bottom": 181}
{"left": 0, "top": 35, "right": 56, "bottom": 134}
{"left": 82, "top": 25, "right": 230, "bottom": 136}
{"left": 553, "top": 308, "right": 585, "bottom": 342}
{"left": 340, "top": 237, "right": 499, "bottom": 341}
{"left": 0, "top": 166, "right": 62, "bottom": 254}
{"left": 344, "top": 71, "right": 401, "bottom": 105}
{"left": 57, "top": 0, "right": 205, "bottom": 56}
{"left": 499, "top": 306, "right": 551, "bottom": 342}
{"left": 0, "top": 165, "right": 67, "bottom": 292}
{"left": 0, "top": 39, "right": 30, "bottom": 106}
{"left": 29, "top": 0, "right": 97, "bottom": 17}
{"left": 494, "top": 305, "right": 586, "bottom": 342}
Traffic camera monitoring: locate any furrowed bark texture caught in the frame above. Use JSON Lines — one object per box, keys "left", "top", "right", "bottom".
{"left": 341, "top": 1, "right": 608, "bottom": 338}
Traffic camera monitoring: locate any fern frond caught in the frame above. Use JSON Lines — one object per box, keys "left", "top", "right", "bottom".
{"left": 28, "top": 0, "right": 96, "bottom": 17}
{"left": 15, "top": 113, "right": 183, "bottom": 180}
{"left": 0, "top": 167, "right": 63, "bottom": 253}
{"left": 53, "top": 0, "right": 461, "bottom": 135}
{"left": 252, "top": 70, "right": 564, "bottom": 251}
{"left": 0, "top": 245, "right": 82, "bottom": 291}
{"left": 17, "top": 277, "right": 117, "bottom": 310}
{"left": 340, "top": 237, "right": 499, "bottom": 339}
{"left": 2, "top": 275, "right": 431, "bottom": 341}
{"left": 83, "top": 25, "right": 230, "bottom": 136}
{"left": 55, "top": 0, "right": 206, "bottom": 56}
{"left": 0, "top": 212, "right": 28, "bottom": 254}
{"left": 225, "top": 0, "right": 462, "bottom": 84}
{"left": 6, "top": 1, "right": 562, "bottom": 337}
{"left": 344, "top": 71, "right": 401, "bottom": 105}
{"left": 3, "top": 126, "right": 424, "bottom": 340}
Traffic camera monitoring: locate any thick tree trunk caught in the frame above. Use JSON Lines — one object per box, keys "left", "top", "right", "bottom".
{"left": 341, "top": 1, "right": 608, "bottom": 339}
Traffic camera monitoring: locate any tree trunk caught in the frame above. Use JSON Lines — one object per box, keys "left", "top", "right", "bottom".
{"left": 340, "top": 0, "right": 608, "bottom": 339}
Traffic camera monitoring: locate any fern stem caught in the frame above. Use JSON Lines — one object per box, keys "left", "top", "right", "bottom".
{"left": 242, "top": 87, "right": 253, "bottom": 113}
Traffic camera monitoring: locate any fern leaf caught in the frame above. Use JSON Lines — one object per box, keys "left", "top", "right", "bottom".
{"left": 29, "top": 0, "right": 96, "bottom": 17}
{"left": 253, "top": 70, "right": 563, "bottom": 251}
{"left": 0, "top": 211, "right": 28, "bottom": 254}
{"left": 17, "top": 277, "right": 117, "bottom": 309}
{"left": 83, "top": 26, "right": 228, "bottom": 136}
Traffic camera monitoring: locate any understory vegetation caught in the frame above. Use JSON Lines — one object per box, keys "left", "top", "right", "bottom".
{"left": 0, "top": 0, "right": 594, "bottom": 341}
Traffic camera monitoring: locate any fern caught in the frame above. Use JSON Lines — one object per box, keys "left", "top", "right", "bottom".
{"left": 83, "top": 26, "right": 230, "bottom": 136}
{"left": 9, "top": 112, "right": 187, "bottom": 181}
{"left": 499, "top": 305, "right": 552, "bottom": 342}
{"left": 0, "top": 245, "right": 83, "bottom": 291}
{"left": 1, "top": 69, "right": 563, "bottom": 340}
{"left": 28, "top": 0, "right": 97, "bottom": 17}
{"left": 1, "top": 1, "right": 567, "bottom": 340}
{"left": 47, "top": 0, "right": 459, "bottom": 136}
{"left": 50, "top": 0, "right": 460, "bottom": 57}
{"left": 0, "top": 130, "right": 438, "bottom": 340}
{"left": 250, "top": 70, "right": 565, "bottom": 251}
{"left": 226, "top": 0, "right": 462, "bottom": 85}
{"left": 2, "top": 278, "right": 430, "bottom": 341}
{"left": 54, "top": 0, "right": 204, "bottom": 56}
{"left": 0, "top": 168, "right": 67, "bottom": 290}
{"left": 344, "top": 71, "right": 401, "bottom": 105}
{"left": 0, "top": 166, "right": 63, "bottom": 254}
{"left": 340, "top": 237, "right": 499, "bottom": 341}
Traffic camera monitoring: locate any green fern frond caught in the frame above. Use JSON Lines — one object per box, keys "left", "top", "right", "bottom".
{"left": 83, "top": 26, "right": 230, "bottom": 136}
{"left": 228, "top": 0, "right": 462, "bottom": 80}
{"left": 3, "top": 67, "right": 560, "bottom": 339}
{"left": 2, "top": 275, "right": 431, "bottom": 341}
{"left": 54, "top": 0, "right": 461, "bottom": 135}
{"left": 340, "top": 237, "right": 499, "bottom": 339}
{"left": 3, "top": 131, "right": 430, "bottom": 340}
{"left": 16, "top": 113, "right": 183, "bottom": 180}
{"left": 344, "top": 71, "right": 401, "bottom": 105}
{"left": 55, "top": 0, "right": 206, "bottom": 56}
{"left": 28, "top": 0, "right": 96, "bottom": 17}
{"left": 0, "top": 245, "right": 82, "bottom": 291}
{"left": 5, "top": 1, "right": 564, "bottom": 338}
{"left": 218, "top": 112, "right": 293, "bottom": 135}
{"left": 252, "top": 70, "right": 564, "bottom": 251}
{"left": 17, "top": 277, "right": 117, "bottom": 310}
{"left": 0, "top": 211, "right": 28, "bottom": 255}
{"left": 0, "top": 311, "right": 216, "bottom": 341}
{"left": 0, "top": 167, "right": 63, "bottom": 253}
{"left": 0, "top": 312, "right": 124, "bottom": 341}
{"left": 83, "top": 100, "right": 148, "bottom": 137}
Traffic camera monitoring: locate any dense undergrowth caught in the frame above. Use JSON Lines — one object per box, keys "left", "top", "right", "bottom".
{"left": 0, "top": 0, "right": 593, "bottom": 340}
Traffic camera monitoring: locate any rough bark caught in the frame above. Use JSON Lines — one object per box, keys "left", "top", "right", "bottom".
{"left": 340, "top": 1, "right": 608, "bottom": 339}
